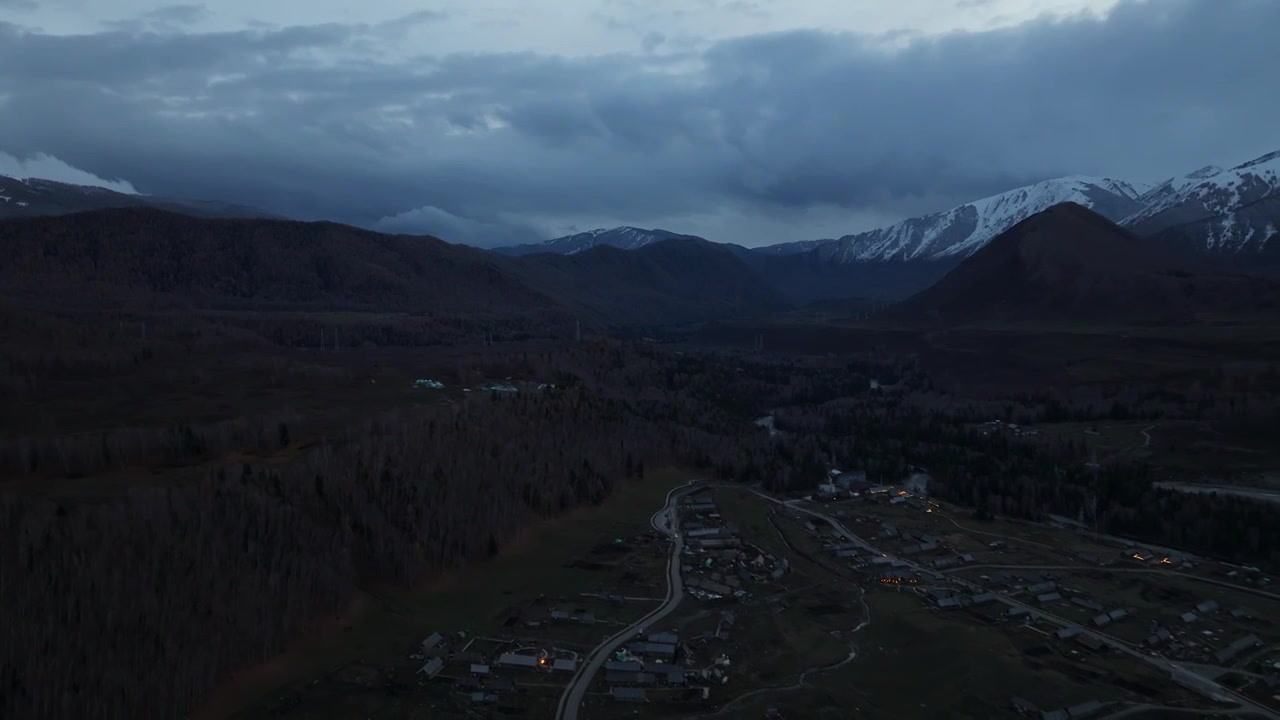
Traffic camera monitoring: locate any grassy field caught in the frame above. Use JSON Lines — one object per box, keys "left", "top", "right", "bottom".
{"left": 204, "top": 468, "right": 692, "bottom": 720}
{"left": 715, "top": 589, "right": 1132, "bottom": 720}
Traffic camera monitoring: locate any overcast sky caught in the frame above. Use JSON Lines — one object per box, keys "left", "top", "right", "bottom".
{"left": 1, "top": 0, "right": 1276, "bottom": 247}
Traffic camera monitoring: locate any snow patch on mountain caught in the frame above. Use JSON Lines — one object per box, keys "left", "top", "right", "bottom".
{"left": 565, "top": 227, "right": 673, "bottom": 254}
{"left": 1138, "top": 165, "right": 1224, "bottom": 207}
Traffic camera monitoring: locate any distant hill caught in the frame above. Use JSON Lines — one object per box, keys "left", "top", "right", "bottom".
{"left": 0, "top": 209, "right": 790, "bottom": 330}
{"left": 509, "top": 238, "right": 788, "bottom": 326}
{"left": 0, "top": 208, "right": 561, "bottom": 316}
{"left": 0, "top": 175, "right": 274, "bottom": 221}
{"left": 892, "top": 203, "right": 1280, "bottom": 325}
{"left": 492, "top": 226, "right": 703, "bottom": 256}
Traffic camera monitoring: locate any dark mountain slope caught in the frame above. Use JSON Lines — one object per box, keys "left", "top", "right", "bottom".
{"left": 508, "top": 238, "right": 789, "bottom": 326}
{"left": 0, "top": 209, "right": 791, "bottom": 331}
{"left": 728, "top": 245, "right": 958, "bottom": 304}
{"left": 0, "top": 208, "right": 560, "bottom": 316}
{"left": 893, "top": 202, "right": 1280, "bottom": 325}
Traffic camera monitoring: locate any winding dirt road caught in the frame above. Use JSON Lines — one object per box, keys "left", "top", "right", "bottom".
{"left": 554, "top": 480, "right": 696, "bottom": 720}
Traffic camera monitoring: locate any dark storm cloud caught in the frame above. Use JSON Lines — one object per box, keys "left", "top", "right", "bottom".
{"left": 0, "top": 0, "right": 1277, "bottom": 246}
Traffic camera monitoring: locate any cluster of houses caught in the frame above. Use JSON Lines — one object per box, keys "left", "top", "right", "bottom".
{"left": 1221, "top": 565, "right": 1272, "bottom": 588}
{"left": 845, "top": 523, "right": 975, "bottom": 583}
{"left": 680, "top": 492, "right": 785, "bottom": 600}
{"left": 976, "top": 419, "right": 1040, "bottom": 438}
{"left": 605, "top": 630, "right": 690, "bottom": 703}
{"left": 1148, "top": 599, "right": 1268, "bottom": 665}
{"left": 926, "top": 587, "right": 998, "bottom": 610}
{"left": 811, "top": 469, "right": 936, "bottom": 511}
{"left": 601, "top": 628, "right": 731, "bottom": 705}
{"left": 414, "top": 632, "right": 581, "bottom": 705}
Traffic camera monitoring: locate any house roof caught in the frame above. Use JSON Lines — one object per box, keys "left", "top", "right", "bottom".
{"left": 629, "top": 642, "right": 677, "bottom": 656}
{"left": 497, "top": 652, "right": 539, "bottom": 668}
{"left": 1075, "top": 634, "right": 1104, "bottom": 651}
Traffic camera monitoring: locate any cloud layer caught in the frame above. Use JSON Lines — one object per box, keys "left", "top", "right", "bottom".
{"left": 0, "top": 0, "right": 1277, "bottom": 246}
{"left": 0, "top": 151, "right": 138, "bottom": 193}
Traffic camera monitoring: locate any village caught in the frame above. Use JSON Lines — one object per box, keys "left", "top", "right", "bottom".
{"left": 403, "top": 489, "right": 808, "bottom": 718}
{"left": 778, "top": 468, "right": 1280, "bottom": 719}
{"left": 372, "top": 470, "right": 1280, "bottom": 719}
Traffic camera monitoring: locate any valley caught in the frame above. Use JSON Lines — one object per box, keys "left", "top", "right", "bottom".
{"left": 4, "top": 3, "right": 1279, "bottom": 718}
{"left": 3, "top": 164, "right": 1280, "bottom": 720}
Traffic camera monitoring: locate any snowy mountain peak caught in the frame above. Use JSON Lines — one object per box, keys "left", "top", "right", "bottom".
{"left": 1124, "top": 149, "right": 1280, "bottom": 253}
{"left": 773, "top": 175, "right": 1149, "bottom": 264}
{"left": 493, "top": 226, "right": 704, "bottom": 256}
{"left": 1187, "top": 165, "right": 1225, "bottom": 180}
{"left": 1126, "top": 151, "right": 1280, "bottom": 225}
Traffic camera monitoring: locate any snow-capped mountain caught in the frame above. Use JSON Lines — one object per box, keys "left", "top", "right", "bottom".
{"left": 763, "top": 176, "right": 1149, "bottom": 263}
{"left": 493, "top": 226, "right": 704, "bottom": 256}
{"left": 1122, "top": 150, "right": 1280, "bottom": 254}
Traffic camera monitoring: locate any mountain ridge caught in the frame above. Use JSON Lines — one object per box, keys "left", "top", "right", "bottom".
{"left": 492, "top": 226, "right": 704, "bottom": 256}
{"left": 0, "top": 207, "right": 786, "bottom": 329}
{"left": 1121, "top": 150, "right": 1280, "bottom": 254}
{"left": 488, "top": 150, "right": 1279, "bottom": 269}
{"left": 0, "top": 175, "right": 275, "bottom": 221}
{"left": 892, "top": 202, "right": 1280, "bottom": 325}
{"left": 506, "top": 236, "right": 789, "bottom": 326}
{"left": 764, "top": 176, "right": 1149, "bottom": 263}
